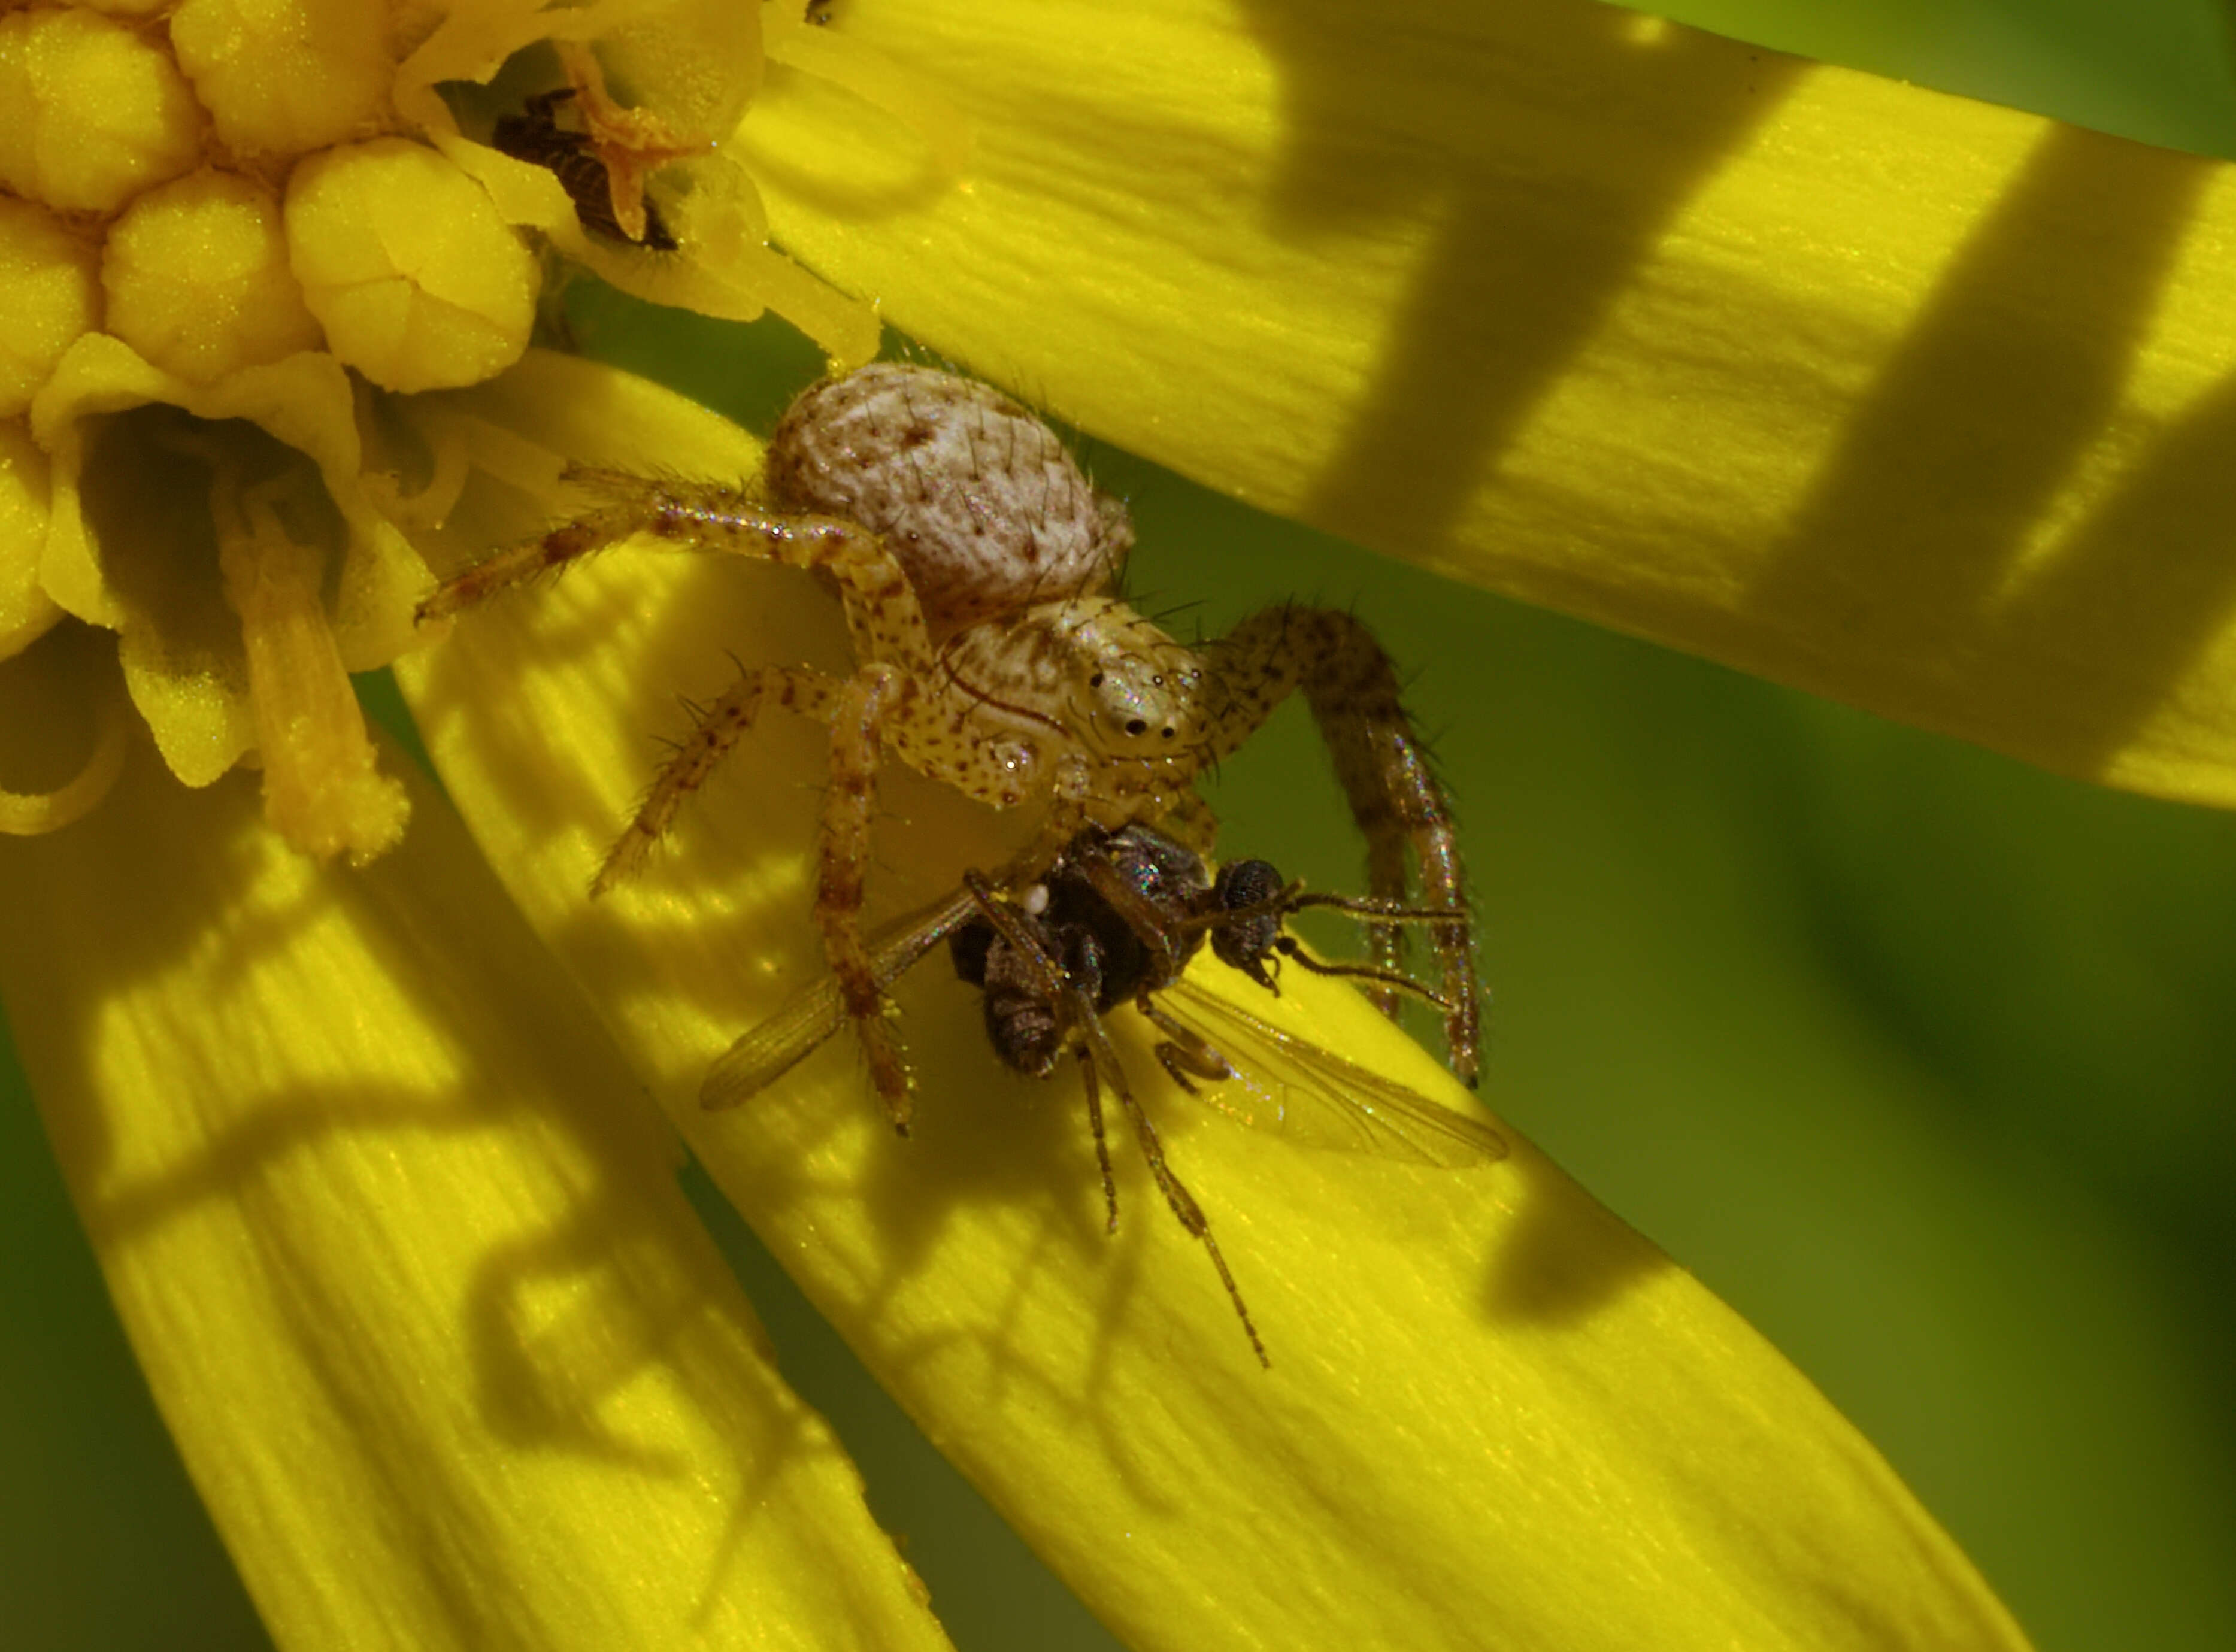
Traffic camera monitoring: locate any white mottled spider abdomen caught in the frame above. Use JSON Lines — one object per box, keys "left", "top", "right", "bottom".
{"left": 766, "top": 363, "right": 1134, "bottom": 639}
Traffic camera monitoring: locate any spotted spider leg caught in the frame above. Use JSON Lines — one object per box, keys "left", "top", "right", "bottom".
{"left": 417, "top": 468, "right": 952, "bottom": 1127}
{"left": 814, "top": 664, "right": 914, "bottom": 1119}
{"left": 587, "top": 667, "right": 816, "bottom": 895}
{"left": 591, "top": 660, "right": 922, "bottom": 1111}
{"left": 1195, "top": 605, "right": 1481, "bottom": 1083}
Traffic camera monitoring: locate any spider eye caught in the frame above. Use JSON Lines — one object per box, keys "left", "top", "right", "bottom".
{"left": 1125, "top": 717, "right": 1147, "bottom": 736}
{"left": 1089, "top": 671, "right": 1105, "bottom": 687}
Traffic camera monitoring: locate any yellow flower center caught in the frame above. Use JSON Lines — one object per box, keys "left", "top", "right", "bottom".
{"left": 0, "top": 0, "right": 932, "bottom": 860}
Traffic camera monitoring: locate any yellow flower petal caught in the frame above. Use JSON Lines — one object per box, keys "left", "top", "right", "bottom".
{"left": 393, "top": 353, "right": 2028, "bottom": 1651}
{"left": 744, "top": 0, "right": 2236, "bottom": 808}
{"left": 0, "top": 619, "right": 127, "bottom": 834}
{"left": 0, "top": 716, "right": 953, "bottom": 1651}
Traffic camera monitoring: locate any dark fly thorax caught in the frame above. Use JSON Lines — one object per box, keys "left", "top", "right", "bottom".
{"left": 1047, "top": 824, "right": 1217, "bottom": 1003}
{"left": 1100, "top": 823, "right": 1212, "bottom": 910}
{"left": 1035, "top": 867, "right": 1153, "bottom": 1010}
{"left": 947, "top": 822, "right": 1219, "bottom": 1072}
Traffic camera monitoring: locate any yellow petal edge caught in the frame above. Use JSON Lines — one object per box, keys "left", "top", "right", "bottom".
{"left": 743, "top": 0, "right": 2236, "bottom": 809}
{"left": 396, "top": 353, "right": 2031, "bottom": 1652}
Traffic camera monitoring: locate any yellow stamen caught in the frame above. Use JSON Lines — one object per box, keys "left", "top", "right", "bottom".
{"left": 205, "top": 451, "right": 408, "bottom": 862}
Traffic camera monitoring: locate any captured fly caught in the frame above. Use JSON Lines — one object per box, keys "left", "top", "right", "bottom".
{"left": 702, "top": 825, "right": 1505, "bottom": 1363}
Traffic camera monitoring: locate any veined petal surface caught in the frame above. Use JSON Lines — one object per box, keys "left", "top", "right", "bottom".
{"left": 744, "top": 0, "right": 2236, "bottom": 807}
{"left": 395, "top": 357, "right": 2028, "bottom": 1652}
{"left": 0, "top": 705, "right": 950, "bottom": 1652}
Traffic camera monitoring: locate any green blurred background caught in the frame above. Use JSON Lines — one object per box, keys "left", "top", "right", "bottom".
{"left": 6, "top": 2, "right": 2236, "bottom": 1647}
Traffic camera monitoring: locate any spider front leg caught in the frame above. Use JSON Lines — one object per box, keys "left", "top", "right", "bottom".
{"left": 422, "top": 469, "right": 944, "bottom": 1120}
{"left": 597, "top": 656, "right": 915, "bottom": 1123}
{"left": 418, "top": 468, "right": 938, "bottom": 677}
{"left": 1199, "top": 605, "right": 1483, "bottom": 1084}
{"left": 413, "top": 469, "right": 690, "bottom": 623}
{"left": 430, "top": 468, "right": 943, "bottom": 881}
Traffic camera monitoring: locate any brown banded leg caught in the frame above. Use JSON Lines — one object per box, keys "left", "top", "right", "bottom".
{"left": 566, "top": 470, "right": 939, "bottom": 672}
{"left": 1071, "top": 1003, "right": 1268, "bottom": 1368}
{"left": 818, "top": 665, "right": 913, "bottom": 1129}
{"left": 413, "top": 475, "right": 711, "bottom": 623}
{"left": 593, "top": 662, "right": 839, "bottom": 895}
{"left": 418, "top": 470, "right": 940, "bottom": 684}
{"left": 1199, "top": 604, "right": 1481, "bottom": 1084}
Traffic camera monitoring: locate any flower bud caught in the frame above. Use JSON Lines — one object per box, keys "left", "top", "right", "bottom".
{"left": 284, "top": 138, "right": 537, "bottom": 393}
{"left": 0, "top": 8, "right": 204, "bottom": 213}
{"left": 103, "top": 169, "right": 325, "bottom": 386}
{"left": 0, "top": 196, "right": 100, "bottom": 418}
{"left": 169, "top": 0, "right": 392, "bottom": 157}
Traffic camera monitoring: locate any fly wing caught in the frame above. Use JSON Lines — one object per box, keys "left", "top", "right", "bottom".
{"left": 700, "top": 975, "right": 850, "bottom": 1110}
{"left": 1158, "top": 979, "right": 1507, "bottom": 1168}
{"left": 700, "top": 884, "right": 983, "bottom": 1110}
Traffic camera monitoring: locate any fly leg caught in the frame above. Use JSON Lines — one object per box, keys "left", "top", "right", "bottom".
{"left": 1073, "top": 1001, "right": 1268, "bottom": 1368}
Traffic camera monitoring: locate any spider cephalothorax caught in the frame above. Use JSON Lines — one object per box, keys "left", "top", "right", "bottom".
{"left": 419, "top": 363, "right": 1481, "bottom": 1122}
